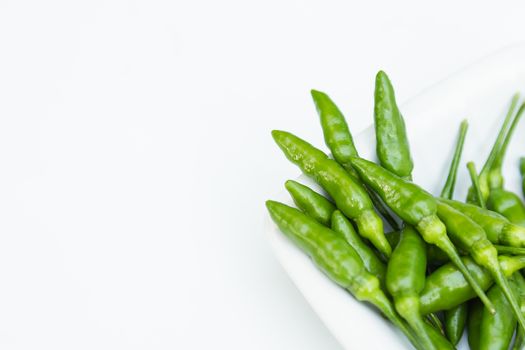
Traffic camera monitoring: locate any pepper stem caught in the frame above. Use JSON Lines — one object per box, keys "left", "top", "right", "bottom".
{"left": 467, "top": 161, "right": 486, "bottom": 208}
{"left": 489, "top": 101, "right": 525, "bottom": 189}
{"left": 440, "top": 119, "right": 468, "bottom": 199}
{"left": 437, "top": 237, "right": 496, "bottom": 314}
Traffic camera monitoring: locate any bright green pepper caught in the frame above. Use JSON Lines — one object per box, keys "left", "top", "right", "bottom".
{"left": 266, "top": 200, "right": 423, "bottom": 349}
{"left": 350, "top": 156, "right": 494, "bottom": 312}
{"left": 386, "top": 226, "right": 452, "bottom": 350}
{"left": 512, "top": 272, "right": 525, "bottom": 350}
{"left": 272, "top": 131, "right": 391, "bottom": 256}
{"left": 374, "top": 71, "right": 413, "bottom": 180}
{"left": 285, "top": 180, "right": 335, "bottom": 227}
{"left": 386, "top": 231, "right": 449, "bottom": 267}
{"left": 467, "top": 299, "right": 483, "bottom": 350}
{"left": 444, "top": 303, "right": 467, "bottom": 346}
{"left": 311, "top": 89, "right": 401, "bottom": 230}
{"left": 479, "top": 280, "right": 517, "bottom": 350}
{"left": 436, "top": 200, "right": 525, "bottom": 331}
{"left": 440, "top": 119, "right": 468, "bottom": 200}
{"left": 442, "top": 199, "right": 525, "bottom": 247}
{"left": 419, "top": 255, "right": 525, "bottom": 314}
{"left": 466, "top": 94, "right": 520, "bottom": 205}
{"left": 331, "top": 210, "right": 386, "bottom": 286}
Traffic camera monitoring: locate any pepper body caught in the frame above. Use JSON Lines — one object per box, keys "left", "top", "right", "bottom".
{"left": 266, "top": 200, "right": 422, "bottom": 349}
{"left": 272, "top": 131, "right": 391, "bottom": 256}
{"left": 487, "top": 189, "right": 525, "bottom": 227}
{"left": 512, "top": 272, "right": 525, "bottom": 350}
{"left": 285, "top": 180, "right": 335, "bottom": 227}
{"left": 436, "top": 200, "right": 525, "bottom": 331}
{"left": 467, "top": 299, "right": 483, "bottom": 350}
{"left": 479, "top": 282, "right": 517, "bottom": 350}
{"left": 311, "top": 89, "right": 401, "bottom": 231}
{"left": 444, "top": 303, "right": 467, "bottom": 346}
{"left": 386, "top": 226, "right": 450, "bottom": 350}
{"left": 443, "top": 198, "right": 525, "bottom": 248}
{"left": 350, "top": 156, "right": 494, "bottom": 311}
{"left": 386, "top": 231, "right": 449, "bottom": 266}
{"left": 419, "top": 255, "right": 525, "bottom": 314}
{"left": 331, "top": 210, "right": 386, "bottom": 287}
{"left": 374, "top": 71, "right": 413, "bottom": 180}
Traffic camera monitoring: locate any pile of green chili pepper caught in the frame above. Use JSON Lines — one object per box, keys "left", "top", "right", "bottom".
{"left": 267, "top": 71, "right": 525, "bottom": 350}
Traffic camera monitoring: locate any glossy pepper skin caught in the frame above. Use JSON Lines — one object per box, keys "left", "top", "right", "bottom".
{"left": 311, "top": 89, "right": 400, "bottom": 231}
{"left": 479, "top": 281, "right": 517, "bottom": 350}
{"left": 386, "top": 226, "right": 453, "bottom": 350}
{"left": 444, "top": 303, "right": 467, "bottom": 346}
{"left": 386, "top": 231, "right": 449, "bottom": 266}
{"left": 467, "top": 94, "right": 520, "bottom": 205}
{"left": 285, "top": 180, "right": 335, "bottom": 227}
{"left": 331, "top": 210, "right": 386, "bottom": 287}
{"left": 442, "top": 198, "right": 525, "bottom": 247}
{"left": 265, "top": 200, "right": 422, "bottom": 350}
{"left": 272, "top": 130, "right": 391, "bottom": 256}
{"left": 436, "top": 200, "right": 525, "bottom": 331}
{"left": 350, "top": 156, "right": 494, "bottom": 311}
{"left": 419, "top": 255, "right": 525, "bottom": 314}
{"left": 512, "top": 272, "right": 525, "bottom": 350}
{"left": 467, "top": 299, "right": 483, "bottom": 350}
{"left": 374, "top": 71, "right": 413, "bottom": 180}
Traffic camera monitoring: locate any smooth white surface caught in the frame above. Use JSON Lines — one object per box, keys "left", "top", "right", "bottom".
{"left": 1, "top": 1, "right": 525, "bottom": 349}
{"left": 267, "top": 44, "right": 525, "bottom": 350}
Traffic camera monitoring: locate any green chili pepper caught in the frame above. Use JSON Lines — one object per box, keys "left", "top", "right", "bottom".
{"left": 511, "top": 272, "right": 525, "bottom": 350}
{"left": 386, "top": 226, "right": 452, "bottom": 350}
{"left": 440, "top": 119, "right": 468, "bottom": 200}
{"left": 311, "top": 89, "right": 401, "bottom": 230}
{"left": 285, "top": 180, "right": 335, "bottom": 227}
{"left": 442, "top": 199, "right": 525, "bottom": 247}
{"left": 266, "top": 200, "right": 423, "bottom": 349}
{"left": 349, "top": 156, "right": 495, "bottom": 312}
{"left": 374, "top": 71, "right": 413, "bottom": 180}
{"left": 435, "top": 200, "right": 525, "bottom": 331}
{"left": 331, "top": 210, "right": 386, "bottom": 287}
{"left": 419, "top": 255, "right": 525, "bottom": 314}
{"left": 444, "top": 303, "right": 467, "bottom": 346}
{"left": 466, "top": 93, "right": 520, "bottom": 205}
{"left": 496, "top": 245, "right": 525, "bottom": 255}
{"left": 467, "top": 299, "right": 483, "bottom": 350}
{"left": 479, "top": 280, "right": 517, "bottom": 350}
{"left": 272, "top": 130, "right": 392, "bottom": 256}
{"left": 520, "top": 157, "right": 525, "bottom": 198}
{"left": 386, "top": 231, "right": 449, "bottom": 266}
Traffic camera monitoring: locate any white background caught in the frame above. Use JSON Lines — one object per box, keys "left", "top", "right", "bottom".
{"left": 0, "top": 1, "right": 525, "bottom": 349}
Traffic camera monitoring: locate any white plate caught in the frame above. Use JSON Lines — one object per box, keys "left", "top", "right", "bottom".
{"left": 265, "top": 44, "right": 525, "bottom": 350}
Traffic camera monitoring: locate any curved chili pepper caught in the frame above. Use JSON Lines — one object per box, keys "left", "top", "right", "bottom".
{"left": 440, "top": 119, "right": 468, "bottom": 199}
{"left": 435, "top": 200, "right": 525, "bottom": 331}
{"left": 419, "top": 255, "right": 525, "bottom": 314}
{"left": 311, "top": 89, "right": 400, "bottom": 230}
{"left": 467, "top": 299, "right": 483, "bottom": 350}
{"left": 272, "top": 130, "right": 391, "bottom": 256}
{"left": 349, "top": 156, "right": 494, "bottom": 312}
{"left": 331, "top": 210, "right": 386, "bottom": 287}
{"left": 266, "top": 200, "right": 423, "bottom": 349}
{"left": 285, "top": 180, "right": 335, "bottom": 227}
{"left": 479, "top": 280, "right": 518, "bottom": 350}
{"left": 374, "top": 71, "right": 413, "bottom": 180}
{"left": 442, "top": 199, "right": 525, "bottom": 247}
{"left": 466, "top": 94, "right": 520, "bottom": 205}
{"left": 386, "top": 226, "right": 452, "bottom": 350}
{"left": 444, "top": 303, "right": 467, "bottom": 346}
